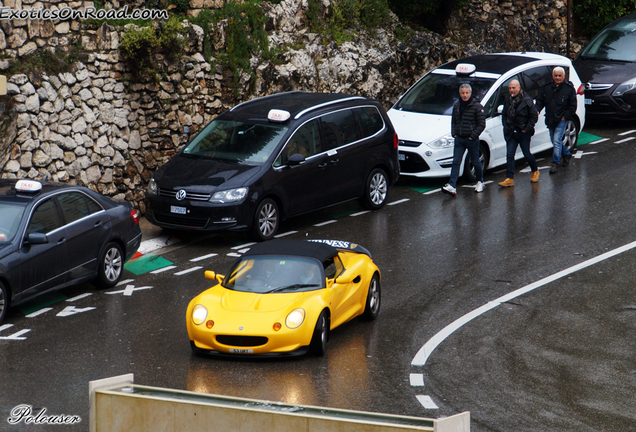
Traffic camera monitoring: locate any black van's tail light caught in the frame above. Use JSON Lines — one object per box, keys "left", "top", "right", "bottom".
{"left": 393, "top": 133, "right": 399, "bottom": 149}
{"left": 130, "top": 209, "right": 140, "bottom": 224}
{"left": 577, "top": 84, "right": 585, "bottom": 96}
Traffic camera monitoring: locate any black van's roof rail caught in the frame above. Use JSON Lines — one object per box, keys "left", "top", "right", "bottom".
{"left": 294, "top": 96, "right": 366, "bottom": 119}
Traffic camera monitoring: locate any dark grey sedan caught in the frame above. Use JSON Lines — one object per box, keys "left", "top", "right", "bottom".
{"left": 0, "top": 179, "right": 142, "bottom": 324}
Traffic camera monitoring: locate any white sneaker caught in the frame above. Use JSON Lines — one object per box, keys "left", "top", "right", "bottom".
{"left": 441, "top": 184, "right": 457, "bottom": 196}
{"left": 474, "top": 181, "right": 485, "bottom": 193}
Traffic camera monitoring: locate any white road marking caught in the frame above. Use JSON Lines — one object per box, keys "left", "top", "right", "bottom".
{"left": 588, "top": 138, "right": 609, "bottom": 145}
{"left": 117, "top": 279, "right": 134, "bottom": 286}
{"left": 174, "top": 266, "right": 203, "bottom": 276}
{"left": 410, "top": 374, "right": 425, "bottom": 386}
{"left": 0, "top": 324, "right": 13, "bottom": 332}
{"left": 150, "top": 265, "right": 177, "bottom": 274}
{"left": 227, "top": 253, "right": 242, "bottom": 258}
{"left": 138, "top": 236, "right": 181, "bottom": 254}
{"left": 274, "top": 230, "right": 298, "bottom": 238}
{"left": 232, "top": 242, "right": 256, "bottom": 250}
{"left": 573, "top": 151, "right": 597, "bottom": 159}
{"left": 520, "top": 166, "right": 551, "bottom": 173}
{"left": 106, "top": 285, "right": 153, "bottom": 296}
{"left": 238, "top": 248, "right": 251, "bottom": 254}
{"left": 461, "top": 180, "right": 494, "bottom": 188}
{"left": 314, "top": 220, "right": 337, "bottom": 227}
{"left": 0, "top": 329, "right": 31, "bottom": 340}
{"left": 67, "top": 293, "right": 92, "bottom": 302}
{"left": 26, "top": 308, "right": 53, "bottom": 318}
{"left": 424, "top": 189, "right": 441, "bottom": 195}
{"left": 388, "top": 198, "right": 410, "bottom": 205}
{"left": 615, "top": 137, "right": 635, "bottom": 144}
{"left": 350, "top": 210, "right": 370, "bottom": 216}
{"left": 416, "top": 395, "right": 438, "bottom": 409}
{"left": 411, "top": 239, "right": 636, "bottom": 368}
{"left": 56, "top": 306, "right": 96, "bottom": 317}
{"left": 190, "top": 253, "right": 218, "bottom": 262}
{"left": 618, "top": 129, "right": 636, "bottom": 135}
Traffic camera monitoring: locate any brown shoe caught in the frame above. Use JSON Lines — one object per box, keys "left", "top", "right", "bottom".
{"left": 530, "top": 170, "right": 540, "bottom": 183}
{"left": 549, "top": 163, "right": 558, "bottom": 174}
{"left": 498, "top": 178, "right": 514, "bottom": 187}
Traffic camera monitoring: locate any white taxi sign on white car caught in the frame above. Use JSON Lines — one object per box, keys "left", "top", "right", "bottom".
{"left": 268, "top": 109, "right": 291, "bottom": 122}
{"left": 455, "top": 63, "right": 477, "bottom": 75}
{"left": 15, "top": 180, "right": 42, "bottom": 193}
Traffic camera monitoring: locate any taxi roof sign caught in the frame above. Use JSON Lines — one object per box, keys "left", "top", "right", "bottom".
{"left": 268, "top": 109, "right": 291, "bottom": 122}
{"left": 455, "top": 63, "right": 477, "bottom": 75}
{"left": 15, "top": 180, "right": 42, "bottom": 193}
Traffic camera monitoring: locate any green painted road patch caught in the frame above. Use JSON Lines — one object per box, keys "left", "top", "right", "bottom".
{"left": 124, "top": 254, "right": 174, "bottom": 275}
{"left": 577, "top": 131, "right": 603, "bottom": 146}
{"left": 18, "top": 293, "right": 67, "bottom": 316}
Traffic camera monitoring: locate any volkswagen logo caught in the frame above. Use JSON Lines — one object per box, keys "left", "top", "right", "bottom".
{"left": 239, "top": 326, "right": 244, "bottom": 331}
{"left": 175, "top": 189, "right": 187, "bottom": 201}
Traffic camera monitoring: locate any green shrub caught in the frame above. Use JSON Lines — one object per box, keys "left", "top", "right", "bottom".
{"left": 359, "top": 0, "right": 390, "bottom": 28}
{"left": 573, "top": 0, "right": 636, "bottom": 38}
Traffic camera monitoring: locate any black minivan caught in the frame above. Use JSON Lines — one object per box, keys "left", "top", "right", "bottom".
{"left": 145, "top": 91, "right": 400, "bottom": 240}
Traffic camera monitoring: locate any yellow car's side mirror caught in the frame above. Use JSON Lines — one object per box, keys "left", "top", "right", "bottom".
{"left": 205, "top": 271, "right": 224, "bottom": 283}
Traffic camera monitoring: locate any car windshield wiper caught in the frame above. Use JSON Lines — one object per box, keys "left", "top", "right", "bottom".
{"left": 266, "top": 284, "right": 320, "bottom": 293}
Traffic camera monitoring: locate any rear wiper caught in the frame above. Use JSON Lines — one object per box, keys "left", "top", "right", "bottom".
{"left": 266, "top": 284, "right": 320, "bottom": 293}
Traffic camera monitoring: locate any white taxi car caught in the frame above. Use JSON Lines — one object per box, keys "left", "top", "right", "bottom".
{"left": 388, "top": 52, "right": 586, "bottom": 181}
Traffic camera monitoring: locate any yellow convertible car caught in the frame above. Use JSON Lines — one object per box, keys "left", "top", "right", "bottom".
{"left": 187, "top": 239, "right": 381, "bottom": 357}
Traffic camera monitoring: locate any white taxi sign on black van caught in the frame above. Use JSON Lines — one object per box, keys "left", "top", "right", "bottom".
{"left": 268, "top": 109, "right": 291, "bottom": 122}
{"left": 15, "top": 180, "right": 42, "bottom": 193}
{"left": 455, "top": 63, "right": 477, "bottom": 75}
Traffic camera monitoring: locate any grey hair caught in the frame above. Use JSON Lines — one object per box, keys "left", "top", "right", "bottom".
{"left": 553, "top": 66, "right": 565, "bottom": 76}
{"left": 459, "top": 83, "right": 472, "bottom": 92}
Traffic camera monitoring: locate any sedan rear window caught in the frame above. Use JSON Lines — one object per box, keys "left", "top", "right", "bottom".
{"left": 394, "top": 72, "right": 496, "bottom": 115}
{"left": 183, "top": 119, "right": 288, "bottom": 164}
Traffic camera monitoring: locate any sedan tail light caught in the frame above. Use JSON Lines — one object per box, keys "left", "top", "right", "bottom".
{"left": 577, "top": 84, "right": 585, "bottom": 96}
{"left": 130, "top": 209, "right": 140, "bottom": 224}
{"left": 393, "top": 133, "right": 399, "bottom": 149}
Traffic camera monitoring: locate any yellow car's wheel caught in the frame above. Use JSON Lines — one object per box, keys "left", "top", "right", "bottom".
{"left": 362, "top": 274, "right": 381, "bottom": 320}
{"left": 310, "top": 310, "right": 329, "bottom": 356}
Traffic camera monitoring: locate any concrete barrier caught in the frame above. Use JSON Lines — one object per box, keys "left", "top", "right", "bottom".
{"left": 89, "top": 374, "right": 470, "bottom": 432}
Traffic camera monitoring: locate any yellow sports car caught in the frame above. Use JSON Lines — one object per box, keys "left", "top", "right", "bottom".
{"left": 187, "top": 239, "right": 381, "bottom": 357}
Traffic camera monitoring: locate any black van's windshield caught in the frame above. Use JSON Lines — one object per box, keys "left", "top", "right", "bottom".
{"left": 183, "top": 119, "right": 288, "bottom": 164}
{"left": 579, "top": 21, "right": 636, "bottom": 62}
{"left": 394, "top": 72, "right": 496, "bottom": 115}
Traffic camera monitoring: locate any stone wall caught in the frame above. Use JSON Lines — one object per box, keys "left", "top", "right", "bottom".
{"left": 0, "top": 0, "right": 571, "bottom": 213}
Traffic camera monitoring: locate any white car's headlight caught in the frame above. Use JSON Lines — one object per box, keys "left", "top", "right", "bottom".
{"left": 428, "top": 134, "right": 454, "bottom": 149}
{"left": 613, "top": 77, "right": 636, "bottom": 97}
{"left": 147, "top": 179, "right": 158, "bottom": 196}
{"left": 209, "top": 187, "right": 248, "bottom": 204}
{"left": 192, "top": 304, "right": 208, "bottom": 325}
{"left": 285, "top": 308, "right": 305, "bottom": 329}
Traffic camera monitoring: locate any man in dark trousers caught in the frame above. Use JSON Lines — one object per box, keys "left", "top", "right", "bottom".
{"left": 535, "top": 66, "right": 577, "bottom": 174}
{"left": 498, "top": 79, "right": 540, "bottom": 187}
{"left": 442, "top": 83, "right": 486, "bottom": 196}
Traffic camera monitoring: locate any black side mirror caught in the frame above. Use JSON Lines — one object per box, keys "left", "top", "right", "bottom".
{"left": 288, "top": 153, "right": 306, "bottom": 166}
{"left": 26, "top": 233, "right": 48, "bottom": 245}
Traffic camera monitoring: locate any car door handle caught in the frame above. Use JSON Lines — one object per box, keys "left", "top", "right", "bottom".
{"left": 94, "top": 220, "right": 103, "bottom": 228}
{"left": 318, "top": 163, "right": 328, "bottom": 168}
{"left": 330, "top": 159, "right": 340, "bottom": 164}
{"left": 57, "top": 237, "right": 66, "bottom": 245}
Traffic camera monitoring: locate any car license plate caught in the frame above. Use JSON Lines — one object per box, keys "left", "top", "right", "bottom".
{"left": 398, "top": 153, "right": 406, "bottom": 161}
{"left": 229, "top": 348, "right": 253, "bottom": 354}
{"left": 170, "top": 206, "right": 187, "bottom": 215}
{"left": 584, "top": 98, "right": 593, "bottom": 105}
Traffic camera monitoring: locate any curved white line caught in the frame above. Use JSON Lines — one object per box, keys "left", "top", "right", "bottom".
{"left": 411, "top": 240, "right": 636, "bottom": 367}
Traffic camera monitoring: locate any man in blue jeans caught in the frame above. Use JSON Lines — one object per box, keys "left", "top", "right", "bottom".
{"left": 535, "top": 66, "right": 577, "bottom": 174}
{"left": 442, "top": 84, "right": 486, "bottom": 196}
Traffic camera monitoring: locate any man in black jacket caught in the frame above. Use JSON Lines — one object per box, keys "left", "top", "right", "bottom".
{"left": 442, "top": 84, "right": 486, "bottom": 196}
{"left": 535, "top": 66, "right": 577, "bottom": 174}
{"left": 498, "top": 79, "right": 540, "bottom": 187}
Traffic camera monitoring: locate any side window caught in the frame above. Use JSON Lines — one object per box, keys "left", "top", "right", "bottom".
{"left": 356, "top": 107, "right": 384, "bottom": 138}
{"left": 323, "top": 255, "right": 344, "bottom": 280}
{"left": 285, "top": 119, "right": 322, "bottom": 160}
{"left": 56, "top": 192, "right": 103, "bottom": 225}
{"left": 521, "top": 66, "right": 552, "bottom": 99}
{"left": 485, "top": 75, "right": 518, "bottom": 117}
{"left": 321, "top": 109, "right": 359, "bottom": 150}
{"left": 27, "top": 199, "right": 62, "bottom": 235}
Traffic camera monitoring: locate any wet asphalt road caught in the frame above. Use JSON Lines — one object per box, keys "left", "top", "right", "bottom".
{"left": 1, "top": 119, "right": 636, "bottom": 431}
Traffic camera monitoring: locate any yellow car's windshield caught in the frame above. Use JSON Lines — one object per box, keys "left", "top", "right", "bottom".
{"left": 223, "top": 256, "right": 324, "bottom": 293}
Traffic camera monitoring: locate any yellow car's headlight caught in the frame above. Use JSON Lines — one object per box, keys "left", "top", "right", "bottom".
{"left": 192, "top": 304, "right": 208, "bottom": 325}
{"left": 285, "top": 308, "right": 305, "bottom": 329}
